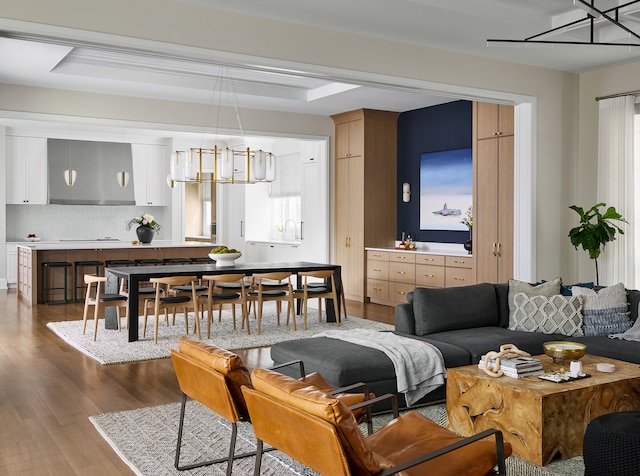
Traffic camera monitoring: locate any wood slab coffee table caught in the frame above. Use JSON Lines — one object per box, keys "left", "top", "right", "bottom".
{"left": 447, "top": 354, "right": 640, "bottom": 466}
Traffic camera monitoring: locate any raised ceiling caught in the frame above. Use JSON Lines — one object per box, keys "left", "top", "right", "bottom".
{"left": 1, "top": 0, "right": 640, "bottom": 121}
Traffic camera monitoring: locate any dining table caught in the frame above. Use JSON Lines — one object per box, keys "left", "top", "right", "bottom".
{"left": 105, "top": 261, "right": 343, "bottom": 342}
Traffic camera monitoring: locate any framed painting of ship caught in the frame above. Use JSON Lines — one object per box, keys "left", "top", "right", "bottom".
{"left": 419, "top": 147, "right": 472, "bottom": 231}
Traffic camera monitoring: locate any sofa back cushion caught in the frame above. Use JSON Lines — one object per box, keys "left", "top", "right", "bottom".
{"left": 412, "top": 283, "right": 499, "bottom": 336}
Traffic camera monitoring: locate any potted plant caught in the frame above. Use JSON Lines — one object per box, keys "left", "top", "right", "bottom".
{"left": 460, "top": 206, "right": 473, "bottom": 254}
{"left": 568, "top": 203, "right": 627, "bottom": 285}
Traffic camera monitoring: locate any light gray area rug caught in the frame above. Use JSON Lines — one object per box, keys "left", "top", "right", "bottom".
{"left": 47, "top": 308, "right": 392, "bottom": 365}
{"left": 90, "top": 401, "right": 584, "bottom": 476}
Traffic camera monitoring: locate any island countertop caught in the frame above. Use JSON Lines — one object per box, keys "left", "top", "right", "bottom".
{"left": 15, "top": 240, "right": 217, "bottom": 251}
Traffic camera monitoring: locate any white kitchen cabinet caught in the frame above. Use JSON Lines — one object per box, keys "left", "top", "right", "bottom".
{"left": 6, "top": 244, "right": 17, "bottom": 285}
{"left": 132, "top": 143, "right": 170, "bottom": 206}
{"left": 270, "top": 152, "right": 301, "bottom": 197}
{"left": 6, "top": 136, "right": 48, "bottom": 204}
{"left": 246, "top": 241, "right": 302, "bottom": 263}
{"left": 299, "top": 157, "right": 328, "bottom": 263}
{"left": 218, "top": 182, "right": 247, "bottom": 260}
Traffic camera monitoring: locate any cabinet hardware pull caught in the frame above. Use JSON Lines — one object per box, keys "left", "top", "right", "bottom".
{"left": 496, "top": 242, "right": 502, "bottom": 257}
{"left": 374, "top": 268, "right": 381, "bottom": 272}
{"left": 397, "top": 271, "right": 406, "bottom": 275}
{"left": 399, "top": 291, "right": 406, "bottom": 295}
{"left": 425, "top": 274, "right": 434, "bottom": 278}
{"left": 454, "top": 277, "right": 465, "bottom": 281}
{"left": 492, "top": 243, "right": 498, "bottom": 256}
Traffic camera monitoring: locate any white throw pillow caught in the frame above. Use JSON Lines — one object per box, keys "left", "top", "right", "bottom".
{"left": 508, "top": 278, "right": 562, "bottom": 328}
{"left": 571, "top": 283, "right": 631, "bottom": 336}
{"left": 510, "top": 293, "right": 584, "bottom": 336}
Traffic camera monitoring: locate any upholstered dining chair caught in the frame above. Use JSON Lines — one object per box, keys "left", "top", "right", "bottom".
{"left": 198, "top": 274, "right": 249, "bottom": 338}
{"left": 142, "top": 275, "right": 199, "bottom": 343}
{"left": 247, "top": 272, "right": 296, "bottom": 334}
{"left": 244, "top": 368, "right": 511, "bottom": 476}
{"left": 293, "top": 269, "right": 342, "bottom": 329}
{"left": 82, "top": 274, "right": 129, "bottom": 341}
{"left": 170, "top": 338, "right": 375, "bottom": 475}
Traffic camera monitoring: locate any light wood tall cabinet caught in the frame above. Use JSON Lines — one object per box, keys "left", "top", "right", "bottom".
{"left": 473, "top": 102, "right": 514, "bottom": 283}
{"left": 332, "top": 109, "right": 398, "bottom": 301}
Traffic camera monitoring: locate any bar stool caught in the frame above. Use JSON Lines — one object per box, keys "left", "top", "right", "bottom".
{"left": 73, "top": 260, "right": 104, "bottom": 302}
{"left": 104, "top": 259, "right": 135, "bottom": 268}
{"left": 41, "top": 261, "right": 72, "bottom": 304}
{"left": 190, "top": 257, "right": 212, "bottom": 263}
{"left": 163, "top": 258, "right": 192, "bottom": 265}
{"left": 135, "top": 259, "right": 164, "bottom": 266}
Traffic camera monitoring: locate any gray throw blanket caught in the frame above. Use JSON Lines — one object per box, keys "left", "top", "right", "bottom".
{"left": 610, "top": 314, "right": 640, "bottom": 341}
{"left": 313, "top": 329, "right": 446, "bottom": 406}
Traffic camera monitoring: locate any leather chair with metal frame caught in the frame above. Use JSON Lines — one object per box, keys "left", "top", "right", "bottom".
{"left": 243, "top": 367, "right": 512, "bottom": 476}
{"left": 170, "top": 338, "right": 375, "bottom": 475}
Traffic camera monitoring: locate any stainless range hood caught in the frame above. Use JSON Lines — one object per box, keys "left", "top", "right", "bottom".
{"left": 48, "top": 139, "right": 135, "bottom": 205}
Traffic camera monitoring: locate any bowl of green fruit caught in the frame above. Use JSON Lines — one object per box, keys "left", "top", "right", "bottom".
{"left": 209, "top": 245, "right": 242, "bottom": 267}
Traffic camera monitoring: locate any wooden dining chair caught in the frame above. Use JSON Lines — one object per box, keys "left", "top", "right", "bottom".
{"left": 199, "top": 274, "right": 250, "bottom": 338}
{"left": 293, "top": 269, "right": 342, "bottom": 329}
{"left": 142, "top": 275, "right": 199, "bottom": 344}
{"left": 247, "top": 272, "right": 296, "bottom": 334}
{"left": 82, "top": 274, "right": 128, "bottom": 341}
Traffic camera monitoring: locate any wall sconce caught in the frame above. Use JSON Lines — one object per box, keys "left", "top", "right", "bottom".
{"left": 116, "top": 171, "right": 130, "bottom": 188}
{"left": 402, "top": 182, "right": 411, "bottom": 202}
{"left": 63, "top": 169, "right": 77, "bottom": 187}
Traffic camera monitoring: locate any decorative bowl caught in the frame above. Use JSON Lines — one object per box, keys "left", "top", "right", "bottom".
{"left": 208, "top": 252, "right": 242, "bottom": 267}
{"left": 543, "top": 341, "right": 587, "bottom": 364}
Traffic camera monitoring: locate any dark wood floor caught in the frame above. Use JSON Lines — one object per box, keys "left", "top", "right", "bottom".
{"left": 0, "top": 290, "right": 393, "bottom": 475}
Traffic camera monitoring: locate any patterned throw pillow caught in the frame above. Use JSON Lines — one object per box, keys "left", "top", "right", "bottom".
{"left": 510, "top": 293, "right": 584, "bottom": 336}
{"left": 508, "top": 278, "right": 562, "bottom": 328}
{"left": 571, "top": 283, "right": 631, "bottom": 336}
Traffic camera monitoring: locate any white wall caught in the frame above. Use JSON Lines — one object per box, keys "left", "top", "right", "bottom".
{"left": 0, "top": 0, "right": 592, "bottom": 281}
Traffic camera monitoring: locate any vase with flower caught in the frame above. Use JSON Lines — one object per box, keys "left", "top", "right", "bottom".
{"left": 126, "top": 213, "right": 161, "bottom": 243}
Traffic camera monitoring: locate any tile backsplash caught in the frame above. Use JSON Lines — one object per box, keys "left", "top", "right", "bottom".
{"left": 6, "top": 204, "right": 170, "bottom": 242}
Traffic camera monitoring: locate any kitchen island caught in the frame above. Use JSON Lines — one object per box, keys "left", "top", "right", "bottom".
{"left": 17, "top": 240, "right": 215, "bottom": 305}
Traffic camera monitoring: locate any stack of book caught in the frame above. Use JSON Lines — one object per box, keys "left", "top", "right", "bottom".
{"left": 478, "top": 355, "right": 544, "bottom": 378}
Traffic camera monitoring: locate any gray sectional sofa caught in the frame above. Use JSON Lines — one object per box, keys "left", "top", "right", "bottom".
{"left": 271, "top": 282, "right": 640, "bottom": 407}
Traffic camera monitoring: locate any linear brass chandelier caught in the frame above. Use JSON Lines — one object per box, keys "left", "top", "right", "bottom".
{"left": 170, "top": 67, "right": 276, "bottom": 185}
{"left": 487, "top": 0, "right": 640, "bottom": 48}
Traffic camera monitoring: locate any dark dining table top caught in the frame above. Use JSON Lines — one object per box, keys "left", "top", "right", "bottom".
{"left": 105, "top": 261, "right": 342, "bottom": 342}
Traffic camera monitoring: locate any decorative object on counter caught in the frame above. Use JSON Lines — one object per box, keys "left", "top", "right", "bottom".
{"left": 25, "top": 233, "right": 41, "bottom": 242}
{"left": 479, "top": 343, "right": 533, "bottom": 377}
{"left": 125, "top": 213, "right": 161, "bottom": 244}
{"left": 397, "top": 232, "right": 416, "bottom": 250}
{"left": 568, "top": 203, "right": 627, "bottom": 285}
{"left": 209, "top": 245, "right": 242, "bottom": 267}
{"left": 543, "top": 341, "right": 587, "bottom": 364}
{"left": 461, "top": 206, "right": 473, "bottom": 254}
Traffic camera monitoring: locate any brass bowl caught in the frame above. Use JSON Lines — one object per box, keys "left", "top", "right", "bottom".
{"left": 543, "top": 341, "right": 587, "bottom": 364}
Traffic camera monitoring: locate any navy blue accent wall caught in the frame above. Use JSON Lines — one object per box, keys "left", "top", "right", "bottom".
{"left": 397, "top": 100, "right": 472, "bottom": 244}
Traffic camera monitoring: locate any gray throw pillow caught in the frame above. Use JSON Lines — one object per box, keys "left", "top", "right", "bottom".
{"left": 510, "top": 292, "right": 584, "bottom": 336}
{"left": 412, "top": 283, "right": 499, "bottom": 336}
{"left": 572, "top": 283, "right": 631, "bottom": 336}
{"left": 508, "top": 278, "right": 561, "bottom": 328}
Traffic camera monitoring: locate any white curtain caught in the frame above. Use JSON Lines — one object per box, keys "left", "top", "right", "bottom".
{"left": 597, "top": 96, "right": 635, "bottom": 287}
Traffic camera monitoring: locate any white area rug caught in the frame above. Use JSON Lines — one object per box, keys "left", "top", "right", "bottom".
{"left": 47, "top": 308, "right": 392, "bottom": 365}
{"left": 90, "top": 401, "right": 584, "bottom": 476}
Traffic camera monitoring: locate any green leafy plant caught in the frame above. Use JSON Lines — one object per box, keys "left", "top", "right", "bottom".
{"left": 125, "top": 213, "right": 161, "bottom": 233}
{"left": 568, "top": 203, "right": 627, "bottom": 285}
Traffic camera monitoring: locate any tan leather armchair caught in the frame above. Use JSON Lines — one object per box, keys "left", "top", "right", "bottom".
{"left": 243, "top": 367, "right": 512, "bottom": 476}
{"left": 170, "top": 337, "right": 375, "bottom": 474}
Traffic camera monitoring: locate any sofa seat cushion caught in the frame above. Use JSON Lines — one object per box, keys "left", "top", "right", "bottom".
{"left": 567, "top": 336, "right": 640, "bottom": 364}
{"left": 412, "top": 283, "right": 500, "bottom": 336}
{"left": 427, "top": 327, "right": 567, "bottom": 364}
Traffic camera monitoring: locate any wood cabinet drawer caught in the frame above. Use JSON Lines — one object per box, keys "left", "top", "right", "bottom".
{"left": 415, "top": 264, "right": 446, "bottom": 287}
{"left": 367, "top": 279, "right": 389, "bottom": 301}
{"left": 389, "top": 282, "right": 414, "bottom": 304}
{"left": 445, "top": 255, "right": 475, "bottom": 269}
{"left": 389, "top": 252, "right": 416, "bottom": 264}
{"left": 367, "top": 260, "right": 389, "bottom": 280}
{"left": 389, "top": 262, "right": 415, "bottom": 284}
{"left": 445, "top": 267, "right": 475, "bottom": 287}
{"left": 416, "top": 254, "right": 445, "bottom": 266}
{"left": 367, "top": 250, "right": 389, "bottom": 262}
